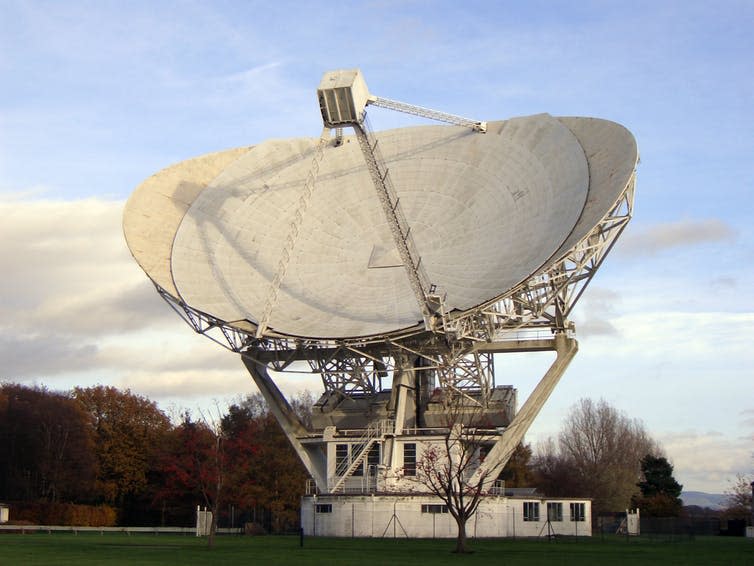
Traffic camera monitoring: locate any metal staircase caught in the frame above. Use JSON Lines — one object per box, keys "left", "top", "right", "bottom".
{"left": 330, "top": 419, "right": 393, "bottom": 493}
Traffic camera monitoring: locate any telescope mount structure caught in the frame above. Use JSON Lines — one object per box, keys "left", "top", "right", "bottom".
{"left": 124, "top": 69, "right": 637, "bottom": 538}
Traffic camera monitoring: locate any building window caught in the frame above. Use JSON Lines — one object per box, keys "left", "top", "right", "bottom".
{"left": 523, "top": 501, "right": 540, "bottom": 522}
{"left": 337, "top": 443, "right": 382, "bottom": 477}
{"left": 351, "top": 444, "right": 363, "bottom": 476}
{"left": 403, "top": 443, "right": 416, "bottom": 476}
{"left": 421, "top": 504, "right": 448, "bottom": 514}
{"left": 366, "top": 443, "right": 381, "bottom": 473}
{"left": 335, "top": 444, "right": 349, "bottom": 474}
{"left": 570, "top": 502, "right": 585, "bottom": 522}
{"left": 315, "top": 504, "right": 332, "bottom": 513}
{"left": 547, "top": 502, "right": 563, "bottom": 522}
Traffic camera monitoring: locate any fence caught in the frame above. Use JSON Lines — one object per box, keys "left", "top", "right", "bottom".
{"left": 597, "top": 514, "right": 747, "bottom": 539}
{"left": 0, "top": 525, "right": 243, "bottom": 535}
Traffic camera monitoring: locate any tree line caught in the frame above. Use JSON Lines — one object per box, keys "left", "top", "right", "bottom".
{"left": 529, "top": 397, "right": 683, "bottom": 517}
{"left": 0, "top": 383, "right": 309, "bottom": 531}
{"left": 517, "top": 398, "right": 750, "bottom": 522}
{"left": 1, "top": 383, "right": 748, "bottom": 532}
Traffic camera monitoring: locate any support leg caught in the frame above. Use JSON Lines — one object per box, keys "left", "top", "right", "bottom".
{"left": 471, "top": 334, "right": 578, "bottom": 487}
{"left": 241, "top": 354, "right": 327, "bottom": 490}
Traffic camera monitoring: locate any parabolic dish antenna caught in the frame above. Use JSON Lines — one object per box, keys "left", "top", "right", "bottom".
{"left": 124, "top": 74, "right": 637, "bottom": 344}
{"left": 123, "top": 70, "right": 639, "bottom": 506}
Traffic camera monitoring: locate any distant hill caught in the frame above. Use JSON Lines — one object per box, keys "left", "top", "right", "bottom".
{"left": 681, "top": 491, "right": 727, "bottom": 510}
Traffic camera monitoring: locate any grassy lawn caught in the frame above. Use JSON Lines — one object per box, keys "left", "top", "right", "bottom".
{"left": 0, "top": 533, "right": 751, "bottom": 565}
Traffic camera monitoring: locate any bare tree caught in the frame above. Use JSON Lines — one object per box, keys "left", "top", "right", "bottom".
{"left": 533, "top": 398, "right": 660, "bottom": 515}
{"left": 722, "top": 474, "right": 753, "bottom": 520}
{"left": 197, "top": 406, "right": 228, "bottom": 548}
{"left": 411, "top": 402, "right": 503, "bottom": 554}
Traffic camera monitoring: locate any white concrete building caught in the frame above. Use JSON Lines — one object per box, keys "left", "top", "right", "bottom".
{"left": 294, "top": 408, "right": 593, "bottom": 538}
{"left": 302, "top": 494, "right": 591, "bottom": 538}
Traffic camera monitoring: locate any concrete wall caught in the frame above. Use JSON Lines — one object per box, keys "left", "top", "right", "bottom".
{"left": 301, "top": 494, "right": 591, "bottom": 538}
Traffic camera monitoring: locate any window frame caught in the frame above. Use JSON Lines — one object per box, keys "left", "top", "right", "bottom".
{"left": 421, "top": 504, "right": 449, "bottom": 514}
{"left": 523, "top": 501, "right": 540, "bottom": 522}
{"left": 335, "top": 443, "right": 349, "bottom": 474}
{"left": 403, "top": 442, "right": 417, "bottom": 477}
{"left": 547, "top": 502, "right": 563, "bottom": 522}
{"left": 569, "top": 502, "right": 586, "bottom": 522}
{"left": 366, "top": 443, "right": 381, "bottom": 475}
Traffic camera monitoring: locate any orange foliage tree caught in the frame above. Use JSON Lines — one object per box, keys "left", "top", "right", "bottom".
{"left": 73, "top": 385, "right": 171, "bottom": 522}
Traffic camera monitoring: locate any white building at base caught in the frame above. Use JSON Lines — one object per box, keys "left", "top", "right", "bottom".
{"left": 302, "top": 494, "right": 591, "bottom": 538}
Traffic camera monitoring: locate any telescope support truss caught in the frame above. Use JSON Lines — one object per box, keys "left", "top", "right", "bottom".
{"left": 367, "top": 95, "right": 487, "bottom": 133}
{"left": 240, "top": 332, "right": 577, "bottom": 495}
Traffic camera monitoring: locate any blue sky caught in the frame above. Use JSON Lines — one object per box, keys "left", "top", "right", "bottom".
{"left": 1, "top": 1, "right": 752, "bottom": 493}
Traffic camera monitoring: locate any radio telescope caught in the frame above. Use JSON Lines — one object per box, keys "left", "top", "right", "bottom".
{"left": 124, "top": 69, "right": 637, "bottom": 537}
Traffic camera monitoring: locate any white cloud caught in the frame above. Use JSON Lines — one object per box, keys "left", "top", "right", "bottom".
{"left": 619, "top": 219, "right": 737, "bottom": 257}
{"left": 0, "top": 198, "right": 174, "bottom": 382}
{"left": 659, "top": 428, "right": 753, "bottom": 493}
{"left": 601, "top": 311, "right": 754, "bottom": 361}
{"left": 571, "top": 287, "right": 621, "bottom": 337}
{"left": 0, "top": 195, "right": 324, "bottom": 413}
{"left": 1, "top": 198, "right": 130, "bottom": 289}
{"left": 741, "top": 409, "right": 754, "bottom": 429}
{"left": 118, "top": 368, "right": 252, "bottom": 402}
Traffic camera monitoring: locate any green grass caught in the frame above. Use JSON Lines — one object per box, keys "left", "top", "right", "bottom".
{"left": 0, "top": 533, "right": 751, "bottom": 565}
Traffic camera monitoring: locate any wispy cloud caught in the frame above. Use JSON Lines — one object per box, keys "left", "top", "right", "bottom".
{"left": 619, "top": 219, "right": 737, "bottom": 257}
{"left": 740, "top": 409, "right": 754, "bottom": 430}
{"left": 658, "top": 429, "right": 753, "bottom": 493}
{"left": 0, "top": 197, "right": 170, "bottom": 378}
{"left": 0, "top": 195, "right": 320, "bottom": 410}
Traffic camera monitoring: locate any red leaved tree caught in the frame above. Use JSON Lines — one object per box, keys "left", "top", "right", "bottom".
{"left": 157, "top": 413, "right": 225, "bottom": 546}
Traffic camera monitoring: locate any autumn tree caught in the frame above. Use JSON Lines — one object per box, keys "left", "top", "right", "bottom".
{"left": 532, "top": 398, "right": 660, "bottom": 515}
{"left": 219, "top": 401, "right": 263, "bottom": 525}
{"left": 154, "top": 391, "right": 312, "bottom": 537}
{"left": 630, "top": 454, "right": 683, "bottom": 516}
{"left": 531, "top": 438, "right": 581, "bottom": 497}
{"left": 73, "top": 386, "right": 171, "bottom": 521}
{"left": 222, "top": 393, "right": 309, "bottom": 533}
{"left": 289, "top": 389, "right": 315, "bottom": 430}
{"left": 0, "top": 383, "right": 97, "bottom": 503}
{"left": 156, "top": 412, "right": 226, "bottom": 546}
